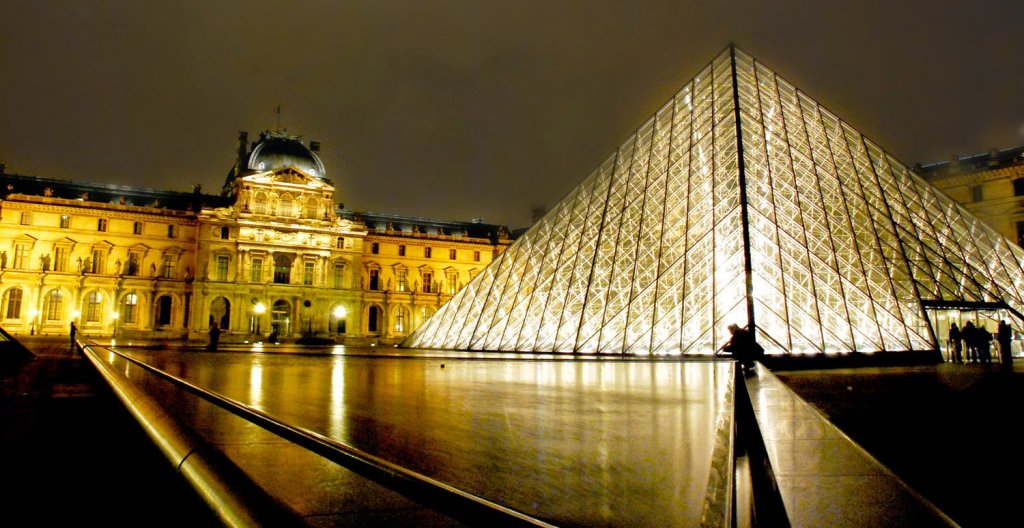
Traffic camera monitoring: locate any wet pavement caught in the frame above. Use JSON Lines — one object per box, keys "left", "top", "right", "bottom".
{"left": 0, "top": 337, "right": 220, "bottom": 527}
{"left": 778, "top": 363, "right": 1024, "bottom": 528}
{"left": 121, "top": 346, "right": 733, "bottom": 527}
{"left": 5, "top": 337, "right": 1015, "bottom": 527}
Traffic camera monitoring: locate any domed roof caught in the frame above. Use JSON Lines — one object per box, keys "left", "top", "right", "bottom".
{"left": 247, "top": 131, "right": 326, "bottom": 179}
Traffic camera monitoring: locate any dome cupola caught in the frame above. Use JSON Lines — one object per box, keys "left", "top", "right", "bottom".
{"left": 246, "top": 131, "right": 326, "bottom": 179}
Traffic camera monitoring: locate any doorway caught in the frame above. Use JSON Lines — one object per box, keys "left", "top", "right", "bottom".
{"left": 924, "top": 304, "right": 1023, "bottom": 360}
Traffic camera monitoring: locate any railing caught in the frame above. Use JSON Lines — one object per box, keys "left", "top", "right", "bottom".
{"left": 77, "top": 339, "right": 554, "bottom": 527}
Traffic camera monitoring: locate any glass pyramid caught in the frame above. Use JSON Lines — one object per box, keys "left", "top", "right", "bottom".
{"left": 405, "top": 46, "right": 1024, "bottom": 355}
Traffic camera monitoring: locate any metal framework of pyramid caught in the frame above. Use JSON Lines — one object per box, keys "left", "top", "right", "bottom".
{"left": 405, "top": 45, "right": 1024, "bottom": 356}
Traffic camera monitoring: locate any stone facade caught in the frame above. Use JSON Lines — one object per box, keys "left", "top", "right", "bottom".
{"left": 0, "top": 131, "right": 512, "bottom": 344}
{"left": 918, "top": 146, "right": 1024, "bottom": 246}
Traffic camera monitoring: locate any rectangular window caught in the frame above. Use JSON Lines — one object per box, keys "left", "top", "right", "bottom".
{"left": 91, "top": 249, "right": 105, "bottom": 274}
{"left": 60, "top": 215, "right": 70, "bottom": 229}
{"left": 303, "top": 261, "right": 314, "bottom": 285}
{"left": 337, "top": 237, "right": 345, "bottom": 249}
{"left": 1015, "top": 178, "right": 1024, "bottom": 197}
{"left": 273, "top": 259, "right": 291, "bottom": 284}
{"left": 220, "top": 226, "right": 230, "bottom": 239}
{"left": 971, "top": 185, "right": 983, "bottom": 202}
{"left": 397, "top": 270, "right": 407, "bottom": 291}
{"left": 449, "top": 249, "right": 457, "bottom": 260}
{"left": 161, "top": 255, "right": 174, "bottom": 279}
{"left": 398, "top": 245, "right": 406, "bottom": 256}
{"left": 369, "top": 269, "right": 380, "bottom": 290}
{"left": 98, "top": 218, "right": 107, "bottom": 232}
{"left": 216, "top": 255, "right": 229, "bottom": 281}
{"left": 13, "top": 244, "right": 29, "bottom": 269}
{"left": 424, "top": 247, "right": 432, "bottom": 258}
{"left": 422, "top": 272, "right": 433, "bottom": 293}
{"left": 474, "top": 250, "right": 481, "bottom": 262}
{"left": 20, "top": 211, "right": 31, "bottom": 225}
{"left": 167, "top": 225, "right": 177, "bottom": 238}
{"left": 86, "top": 292, "right": 101, "bottom": 322}
{"left": 127, "top": 252, "right": 141, "bottom": 276}
{"left": 371, "top": 242, "right": 379, "bottom": 254}
{"left": 251, "top": 257, "right": 263, "bottom": 283}
{"left": 133, "top": 221, "right": 143, "bottom": 235}
{"left": 334, "top": 263, "right": 345, "bottom": 288}
{"left": 54, "top": 247, "right": 69, "bottom": 272}
{"left": 447, "top": 272, "right": 458, "bottom": 294}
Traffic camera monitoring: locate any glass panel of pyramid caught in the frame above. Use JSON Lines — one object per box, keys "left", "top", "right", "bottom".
{"left": 405, "top": 45, "right": 1024, "bottom": 355}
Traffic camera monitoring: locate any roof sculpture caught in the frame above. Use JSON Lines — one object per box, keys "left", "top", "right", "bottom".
{"left": 405, "top": 45, "right": 1024, "bottom": 355}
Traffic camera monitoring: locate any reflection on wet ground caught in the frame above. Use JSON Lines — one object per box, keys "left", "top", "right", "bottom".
{"left": 127, "top": 346, "right": 732, "bottom": 526}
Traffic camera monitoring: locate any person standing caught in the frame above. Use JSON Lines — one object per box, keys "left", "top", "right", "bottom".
{"left": 207, "top": 323, "right": 221, "bottom": 351}
{"left": 69, "top": 321, "right": 77, "bottom": 351}
{"left": 948, "top": 322, "right": 962, "bottom": 363}
{"left": 962, "top": 321, "right": 977, "bottom": 363}
{"left": 998, "top": 320, "right": 1013, "bottom": 367}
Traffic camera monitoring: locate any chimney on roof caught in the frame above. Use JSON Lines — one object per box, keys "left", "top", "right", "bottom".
{"left": 988, "top": 148, "right": 1000, "bottom": 167}
{"left": 948, "top": 154, "right": 960, "bottom": 174}
{"left": 309, "top": 141, "right": 321, "bottom": 153}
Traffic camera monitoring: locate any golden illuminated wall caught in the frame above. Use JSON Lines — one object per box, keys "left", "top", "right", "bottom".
{"left": 922, "top": 163, "right": 1024, "bottom": 246}
{"left": 0, "top": 171, "right": 510, "bottom": 343}
{"left": 406, "top": 46, "right": 1024, "bottom": 356}
{"left": 0, "top": 195, "right": 196, "bottom": 337}
{"left": 360, "top": 229, "right": 505, "bottom": 339}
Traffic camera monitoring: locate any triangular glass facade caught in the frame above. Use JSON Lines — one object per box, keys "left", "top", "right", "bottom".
{"left": 406, "top": 46, "right": 1024, "bottom": 355}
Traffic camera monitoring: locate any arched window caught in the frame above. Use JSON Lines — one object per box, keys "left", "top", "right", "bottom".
{"left": 209, "top": 297, "right": 230, "bottom": 330}
{"left": 122, "top": 293, "right": 139, "bottom": 324}
{"left": 367, "top": 305, "right": 382, "bottom": 333}
{"left": 156, "top": 295, "right": 173, "bottom": 326}
{"left": 279, "top": 194, "right": 294, "bottom": 217}
{"left": 45, "top": 290, "right": 64, "bottom": 321}
{"left": 394, "top": 306, "right": 408, "bottom": 333}
{"left": 253, "top": 193, "right": 268, "bottom": 215}
{"left": 85, "top": 291, "right": 102, "bottom": 323}
{"left": 3, "top": 288, "right": 24, "bottom": 319}
{"left": 303, "top": 199, "right": 317, "bottom": 219}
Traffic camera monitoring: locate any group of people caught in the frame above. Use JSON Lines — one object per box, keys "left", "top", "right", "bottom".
{"left": 947, "top": 320, "right": 1014, "bottom": 366}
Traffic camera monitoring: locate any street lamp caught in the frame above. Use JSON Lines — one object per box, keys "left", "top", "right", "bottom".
{"left": 111, "top": 311, "right": 119, "bottom": 342}
{"left": 253, "top": 302, "right": 266, "bottom": 337}
{"left": 29, "top": 308, "right": 40, "bottom": 335}
{"left": 333, "top": 306, "right": 347, "bottom": 334}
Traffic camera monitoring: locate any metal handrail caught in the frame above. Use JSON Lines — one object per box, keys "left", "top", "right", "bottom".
{"left": 81, "top": 340, "right": 555, "bottom": 528}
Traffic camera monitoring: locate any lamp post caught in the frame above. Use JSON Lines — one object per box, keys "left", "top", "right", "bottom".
{"left": 29, "top": 308, "right": 40, "bottom": 335}
{"left": 253, "top": 302, "right": 266, "bottom": 338}
{"left": 333, "top": 305, "right": 347, "bottom": 335}
{"left": 111, "top": 311, "right": 119, "bottom": 341}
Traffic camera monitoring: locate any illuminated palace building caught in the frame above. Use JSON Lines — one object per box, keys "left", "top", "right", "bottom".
{"left": 0, "top": 131, "right": 512, "bottom": 343}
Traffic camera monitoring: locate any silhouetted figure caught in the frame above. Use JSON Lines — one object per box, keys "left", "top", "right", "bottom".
{"left": 721, "top": 324, "right": 762, "bottom": 373}
{"left": 978, "top": 324, "right": 993, "bottom": 364}
{"left": 962, "top": 321, "right": 978, "bottom": 363}
{"left": 948, "top": 322, "right": 962, "bottom": 363}
{"left": 69, "top": 321, "right": 77, "bottom": 351}
{"left": 998, "top": 320, "right": 1013, "bottom": 366}
{"left": 207, "top": 323, "right": 221, "bottom": 351}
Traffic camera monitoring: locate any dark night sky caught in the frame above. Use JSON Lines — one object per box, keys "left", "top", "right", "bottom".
{"left": 3, "top": 1, "right": 1023, "bottom": 229}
